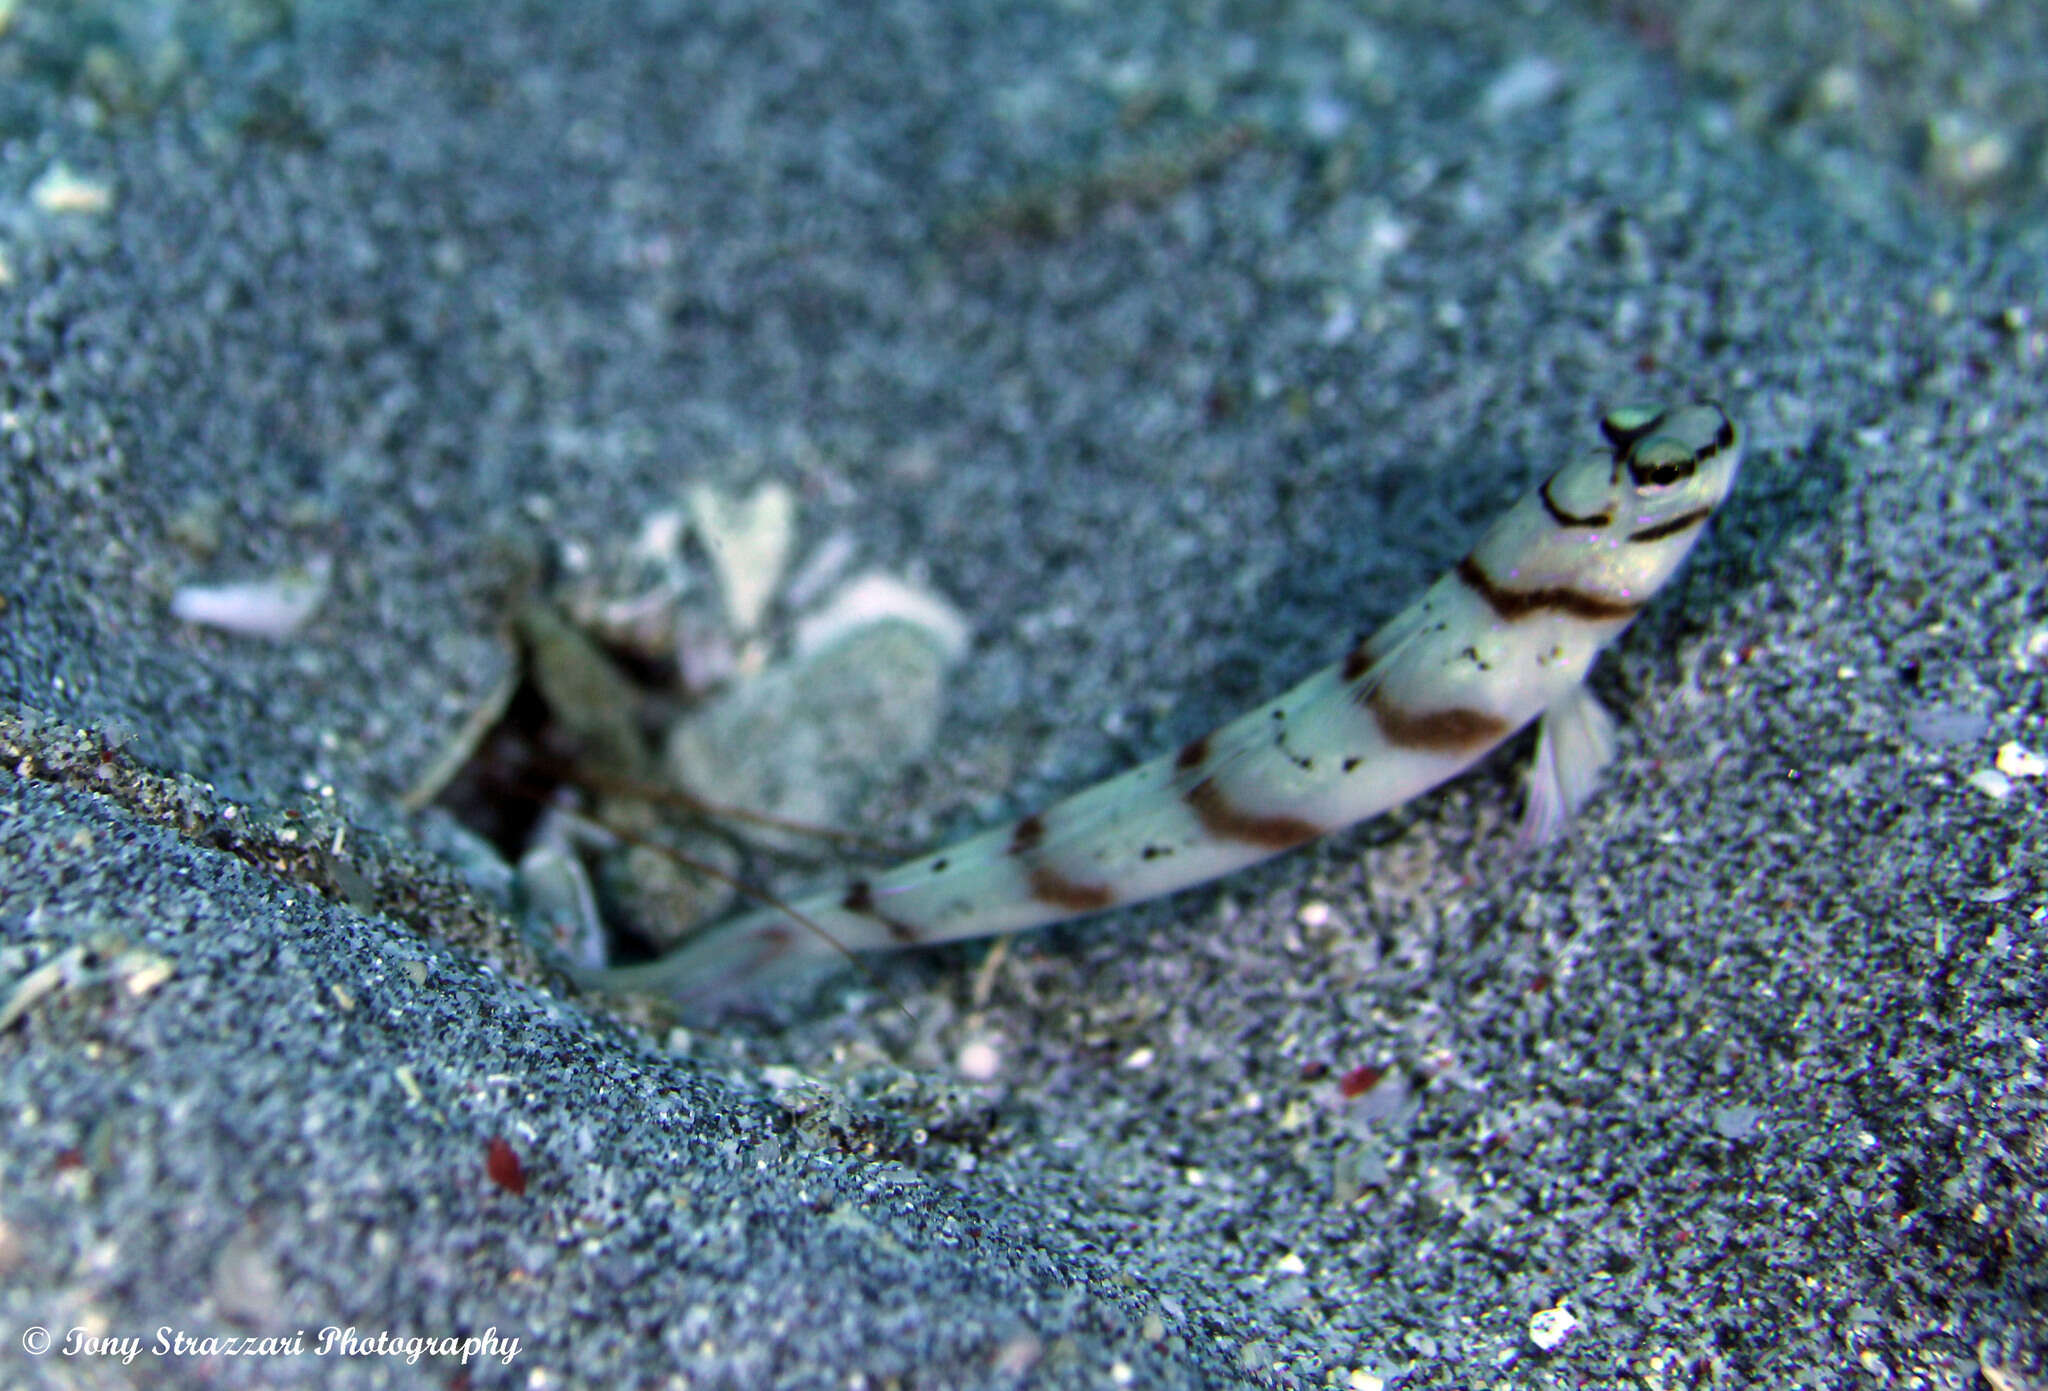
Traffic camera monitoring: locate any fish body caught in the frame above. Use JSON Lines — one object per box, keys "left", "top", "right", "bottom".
{"left": 577, "top": 401, "right": 1742, "bottom": 1006}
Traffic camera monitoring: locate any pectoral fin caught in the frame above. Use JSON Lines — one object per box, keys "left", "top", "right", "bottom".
{"left": 1517, "top": 684, "right": 1618, "bottom": 848}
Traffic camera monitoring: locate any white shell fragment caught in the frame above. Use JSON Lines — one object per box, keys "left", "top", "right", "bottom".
{"left": 1967, "top": 768, "right": 2014, "bottom": 801}
{"left": 2015, "top": 628, "right": 2048, "bottom": 673}
{"left": 631, "top": 506, "right": 689, "bottom": 565}
{"left": 31, "top": 163, "right": 115, "bottom": 216}
{"left": 0, "top": 945, "right": 87, "bottom": 1032}
{"left": 793, "top": 571, "right": 972, "bottom": 663}
{"left": 116, "top": 949, "right": 177, "bottom": 998}
{"left": 956, "top": 1037, "right": 1002, "bottom": 1081}
{"left": 1480, "top": 56, "right": 1564, "bottom": 123}
{"left": 171, "top": 555, "right": 332, "bottom": 639}
{"left": 688, "top": 481, "right": 796, "bottom": 634}
{"left": 1994, "top": 741, "right": 2045, "bottom": 780}
{"left": 1527, "top": 1304, "right": 1581, "bottom": 1351}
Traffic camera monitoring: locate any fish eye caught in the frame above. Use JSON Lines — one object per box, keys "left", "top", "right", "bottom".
{"left": 1626, "top": 437, "right": 1697, "bottom": 492}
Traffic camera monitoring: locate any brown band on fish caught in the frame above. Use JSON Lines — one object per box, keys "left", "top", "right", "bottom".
{"left": 1341, "top": 636, "right": 1374, "bottom": 683}
{"left": 841, "top": 878, "right": 922, "bottom": 943}
{"left": 1628, "top": 506, "right": 1712, "bottom": 544}
{"left": 1456, "top": 555, "right": 1641, "bottom": 623}
{"left": 1007, "top": 814, "right": 1045, "bottom": 856}
{"left": 1184, "top": 776, "right": 1322, "bottom": 850}
{"left": 1360, "top": 686, "right": 1510, "bottom": 754}
{"left": 728, "top": 922, "right": 797, "bottom": 979}
{"left": 1027, "top": 863, "right": 1115, "bottom": 912}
